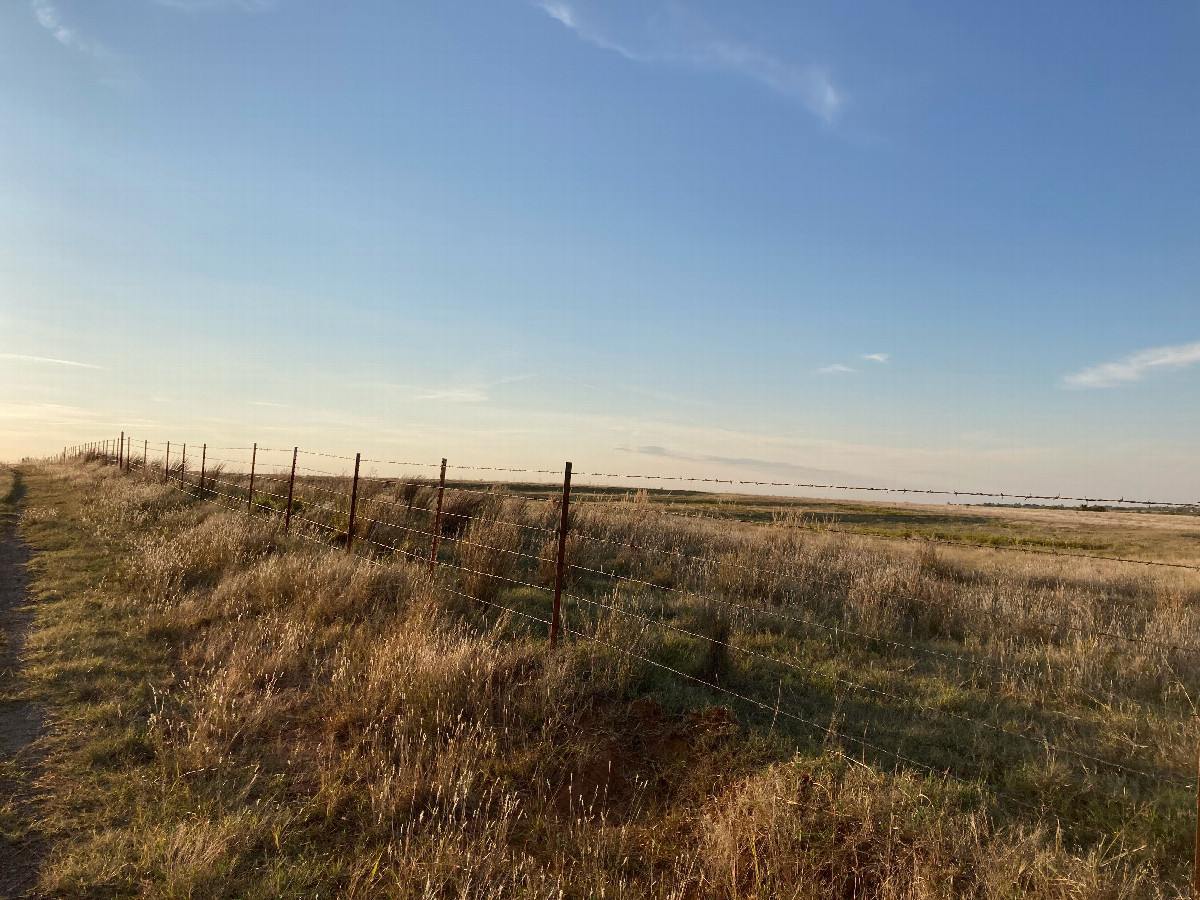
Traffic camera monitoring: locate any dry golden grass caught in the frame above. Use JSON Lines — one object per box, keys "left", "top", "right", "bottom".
{"left": 11, "top": 458, "right": 1200, "bottom": 897}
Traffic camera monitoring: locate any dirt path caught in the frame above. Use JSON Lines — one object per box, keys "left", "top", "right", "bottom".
{"left": 0, "top": 470, "right": 45, "bottom": 899}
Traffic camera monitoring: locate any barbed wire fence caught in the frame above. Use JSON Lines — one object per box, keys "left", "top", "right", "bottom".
{"left": 57, "top": 434, "right": 1200, "bottom": 890}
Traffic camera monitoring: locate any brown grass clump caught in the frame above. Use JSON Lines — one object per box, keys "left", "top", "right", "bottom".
{"left": 457, "top": 515, "right": 523, "bottom": 604}
{"left": 699, "top": 759, "right": 1159, "bottom": 900}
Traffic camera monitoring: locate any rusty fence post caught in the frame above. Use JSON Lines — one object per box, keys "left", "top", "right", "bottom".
{"left": 549, "top": 461, "right": 572, "bottom": 649}
{"left": 346, "top": 453, "right": 361, "bottom": 551}
{"left": 199, "top": 444, "right": 206, "bottom": 496}
{"left": 428, "top": 458, "right": 447, "bottom": 574}
{"left": 284, "top": 447, "right": 297, "bottom": 531}
{"left": 248, "top": 443, "right": 257, "bottom": 513}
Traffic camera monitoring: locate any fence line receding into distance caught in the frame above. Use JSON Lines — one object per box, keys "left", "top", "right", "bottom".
{"left": 54, "top": 435, "right": 1200, "bottom": 894}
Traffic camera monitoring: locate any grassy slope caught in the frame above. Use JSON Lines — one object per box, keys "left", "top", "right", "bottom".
{"left": 11, "top": 461, "right": 1192, "bottom": 898}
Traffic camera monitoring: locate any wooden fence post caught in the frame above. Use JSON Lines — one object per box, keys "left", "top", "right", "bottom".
{"left": 164, "top": 442, "right": 170, "bottom": 483}
{"left": 144, "top": 439, "right": 148, "bottom": 473}
{"left": 550, "top": 461, "right": 572, "bottom": 649}
{"left": 346, "top": 452, "right": 361, "bottom": 551}
{"left": 180, "top": 444, "right": 186, "bottom": 488}
{"left": 248, "top": 443, "right": 257, "bottom": 513}
{"left": 199, "top": 444, "right": 206, "bottom": 495}
{"left": 284, "top": 447, "right": 297, "bottom": 531}
{"left": 118, "top": 432, "right": 124, "bottom": 468}
{"left": 428, "top": 458, "right": 447, "bottom": 574}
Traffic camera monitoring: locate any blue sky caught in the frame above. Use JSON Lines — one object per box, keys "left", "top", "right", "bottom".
{"left": 1, "top": 0, "right": 1197, "bottom": 501}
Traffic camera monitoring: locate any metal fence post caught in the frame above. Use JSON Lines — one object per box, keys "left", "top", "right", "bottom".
{"left": 346, "top": 452, "right": 361, "bottom": 551}
{"left": 199, "top": 444, "right": 206, "bottom": 495}
{"left": 428, "top": 458, "right": 447, "bottom": 574}
{"left": 550, "top": 461, "right": 572, "bottom": 649}
{"left": 284, "top": 447, "right": 297, "bottom": 531}
{"left": 248, "top": 443, "right": 257, "bottom": 513}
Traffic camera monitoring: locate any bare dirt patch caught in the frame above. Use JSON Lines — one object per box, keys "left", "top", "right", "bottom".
{"left": 0, "top": 471, "right": 45, "bottom": 900}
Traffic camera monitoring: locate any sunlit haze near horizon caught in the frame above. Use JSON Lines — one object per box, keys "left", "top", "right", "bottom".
{"left": 1, "top": 1, "right": 1198, "bottom": 503}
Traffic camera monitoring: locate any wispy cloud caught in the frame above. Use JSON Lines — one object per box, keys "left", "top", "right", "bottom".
{"left": 381, "top": 373, "right": 536, "bottom": 405}
{"left": 30, "top": 0, "right": 273, "bottom": 65}
{"left": 539, "top": 1, "right": 640, "bottom": 59}
{"left": 0, "top": 402, "right": 100, "bottom": 425}
{"left": 151, "top": 0, "right": 278, "bottom": 11}
{"left": 817, "top": 363, "right": 854, "bottom": 375}
{"left": 0, "top": 352, "right": 104, "bottom": 370}
{"left": 1063, "top": 340, "right": 1200, "bottom": 389}
{"left": 862, "top": 353, "right": 889, "bottom": 363}
{"left": 536, "top": 1, "right": 843, "bottom": 122}
{"left": 30, "top": 0, "right": 112, "bottom": 58}
{"left": 615, "top": 445, "right": 861, "bottom": 483}
{"left": 414, "top": 388, "right": 490, "bottom": 403}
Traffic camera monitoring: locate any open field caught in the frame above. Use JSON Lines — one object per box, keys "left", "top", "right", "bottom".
{"left": 488, "top": 485, "right": 1200, "bottom": 567}
{"left": 5, "top": 453, "right": 1200, "bottom": 897}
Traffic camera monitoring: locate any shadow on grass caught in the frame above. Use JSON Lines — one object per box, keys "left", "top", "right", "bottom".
{"left": 2, "top": 469, "right": 26, "bottom": 508}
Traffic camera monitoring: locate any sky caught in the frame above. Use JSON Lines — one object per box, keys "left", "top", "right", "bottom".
{"left": 1, "top": 0, "right": 1197, "bottom": 502}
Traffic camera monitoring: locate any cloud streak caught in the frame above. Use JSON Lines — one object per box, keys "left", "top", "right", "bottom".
{"left": 151, "top": 0, "right": 277, "bottom": 11}
{"left": 817, "top": 363, "right": 854, "bottom": 374}
{"left": 616, "top": 444, "right": 862, "bottom": 483}
{"left": 0, "top": 352, "right": 104, "bottom": 370}
{"left": 536, "top": 1, "right": 842, "bottom": 122}
{"left": 1063, "top": 340, "right": 1200, "bottom": 388}
{"left": 30, "top": 0, "right": 112, "bottom": 57}
{"left": 862, "top": 353, "right": 888, "bottom": 363}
